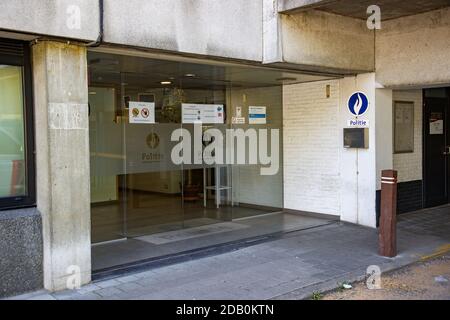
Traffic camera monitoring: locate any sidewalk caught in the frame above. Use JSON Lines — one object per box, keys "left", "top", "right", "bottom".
{"left": 11, "top": 206, "right": 450, "bottom": 300}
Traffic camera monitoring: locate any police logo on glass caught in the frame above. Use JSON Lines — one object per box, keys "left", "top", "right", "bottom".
{"left": 348, "top": 92, "right": 369, "bottom": 116}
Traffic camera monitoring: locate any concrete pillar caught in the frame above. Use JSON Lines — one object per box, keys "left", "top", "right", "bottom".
{"left": 339, "top": 75, "right": 394, "bottom": 228}
{"left": 263, "top": 0, "right": 283, "bottom": 64}
{"left": 32, "top": 41, "right": 91, "bottom": 291}
{"left": 339, "top": 73, "right": 377, "bottom": 228}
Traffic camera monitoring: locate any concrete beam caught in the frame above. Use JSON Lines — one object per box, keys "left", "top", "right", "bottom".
{"left": 279, "top": 10, "right": 375, "bottom": 72}
{"left": 103, "top": 0, "right": 263, "bottom": 62}
{"left": 0, "top": 0, "right": 99, "bottom": 41}
{"left": 32, "top": 41, "right": 91, "bottom": 292}
{"left": 278, "top": 0, "right": 338, "bottom": 13}
{"left": 376, "top": 7, "right": 450, "bottom": 88}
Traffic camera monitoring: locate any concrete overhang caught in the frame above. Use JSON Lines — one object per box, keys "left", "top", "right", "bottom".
{"left": 279, "top": 0, "right": 450, "bottom": 20}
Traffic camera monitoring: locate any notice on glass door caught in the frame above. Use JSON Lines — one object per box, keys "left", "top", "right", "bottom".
{"left": 182, "top": 104, "right": 224, "bottom": 124}
{"left": 430, "top": 112, "right": 444, "bottom": 135}
{"left": 249, "top": 106, "right": 267, "bottom": 124}
{"left": 129, "top": 102, "right": 155, "bottom": 124}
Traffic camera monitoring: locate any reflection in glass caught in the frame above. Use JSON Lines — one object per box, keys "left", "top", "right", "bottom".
{"left": 87, "top": 52, "right": 315, "bottom": 271}
{"left": 0, "top": 65, "right": 26, "bottom": 198}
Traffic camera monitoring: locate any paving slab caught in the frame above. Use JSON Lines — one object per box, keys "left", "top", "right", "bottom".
{"left": 8, "top": 206, "right": 450, "bottom": 300}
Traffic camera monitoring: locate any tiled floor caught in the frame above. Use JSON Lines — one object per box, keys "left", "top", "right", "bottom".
{"left": 10, "top": 205, "right": 450, "bottom": 300}
{"left": 91, "top": 190, "right": 275, "bottom": 243}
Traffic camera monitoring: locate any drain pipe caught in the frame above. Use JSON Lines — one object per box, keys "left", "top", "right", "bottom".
{"left": 87, "top": 0, "right": 104, "bottom": 47}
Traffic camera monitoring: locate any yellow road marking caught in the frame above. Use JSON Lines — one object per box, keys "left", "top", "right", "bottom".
{"left": 420, "top": 244, "right": 450, "bottom": 261}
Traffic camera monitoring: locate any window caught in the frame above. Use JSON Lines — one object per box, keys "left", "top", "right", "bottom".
{"left": 0, "top": 39, "right": 35, "bottom": 209}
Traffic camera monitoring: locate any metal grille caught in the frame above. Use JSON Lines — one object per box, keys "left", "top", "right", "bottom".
{"left": 0, "top": 40, "right": 24, "bottom": 57}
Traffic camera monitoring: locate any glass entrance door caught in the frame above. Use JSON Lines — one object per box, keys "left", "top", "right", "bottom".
{"left": 89, "top": 86, "right": 127, "bottom": 243}
{"left": 88, "top": 51, "right": 294, "bottom": 269}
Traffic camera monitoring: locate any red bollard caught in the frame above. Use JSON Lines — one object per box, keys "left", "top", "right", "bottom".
{"left": 379, "top": 170, "right": 398, "bottom": 258}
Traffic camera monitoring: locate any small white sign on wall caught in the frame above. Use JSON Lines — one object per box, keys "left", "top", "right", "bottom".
{"left": 129, "top": 102, "right": 155, "bottom": 124}
{"left": 249, "top": 106, "right": 267, "bottom": 124}
{"left": 347, "top": 119, "right": 369, "bottom": 128}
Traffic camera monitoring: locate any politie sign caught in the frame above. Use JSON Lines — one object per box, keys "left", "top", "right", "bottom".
{"left": 348, "top": 92, "right": 369, "bottom": 116}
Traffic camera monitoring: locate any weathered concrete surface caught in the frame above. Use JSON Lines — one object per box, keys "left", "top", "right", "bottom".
{"left": 376, "top": 7, "right": 450, "bottom": 88}
{"left": 339, "top": 73, "right": 377, "bottom": 228}
{"left": 278, "top": 0, "right": 336, "bottom": 13}
{"left": 280, "top": 0, "right": 450, "bottom": 20}
{"left": 263, "top": 0, "right": 283, "bottom": 64}
{"left": 0, "top": 0, "right": 99, "bottom": 41}
{"left": 32, "top": 41, "right": 91, "bottom": 292}
{"left": 0, "top": 209, "right": 43, "bottom": 298}
{"left": 10, "top": 205, "right": 450, "bottom": 300}
{"left": 103, "top": 0, "right": 263, "bottom": 61}
{"left": 279, "top": 10, "right": 375, "bottom": 72}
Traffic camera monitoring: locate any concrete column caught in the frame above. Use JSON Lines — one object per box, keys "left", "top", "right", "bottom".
{"left": 339, "top": 73, "right": 377, "bottom": 228}
{"left": 338, "top": 75, "right": 394, "bottom": 228}
{"left": 263, "top": 0, "right": 283, "bottom": 64}
{"left": 32, "top": 41, "right": 91, "bottom": 291}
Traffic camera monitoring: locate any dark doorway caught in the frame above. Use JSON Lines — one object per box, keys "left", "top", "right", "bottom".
{"left": 423, "top": 88, "right": 450, "bottom": 208}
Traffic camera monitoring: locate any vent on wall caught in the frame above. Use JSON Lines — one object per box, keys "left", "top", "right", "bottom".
{"left": 0, "top": 39, "right": 24, "bottom": 57}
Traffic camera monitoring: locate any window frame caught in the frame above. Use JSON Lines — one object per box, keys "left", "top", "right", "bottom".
{"left": 0, "top": 39, "right": 36, "bottom": 210}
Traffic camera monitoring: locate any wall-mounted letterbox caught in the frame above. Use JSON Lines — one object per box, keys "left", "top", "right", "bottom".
{"left": 344, "top": 128, "right": 369, "bottom": 149}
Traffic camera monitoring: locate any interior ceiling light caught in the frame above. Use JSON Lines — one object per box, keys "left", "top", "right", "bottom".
{"left": 184, "top": 73, "right": 196, "bottom": 77}
{"left": 160, "top": 81, "right": 172, "bottom": 85}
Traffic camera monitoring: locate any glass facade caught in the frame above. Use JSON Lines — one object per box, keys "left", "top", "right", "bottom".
{"left": 88, "top": 52, "right": 327, "bottom": 271}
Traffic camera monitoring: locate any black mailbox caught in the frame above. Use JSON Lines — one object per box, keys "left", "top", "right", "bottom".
{"left": 344, "top": 128, "right": 369, "bottom": 149}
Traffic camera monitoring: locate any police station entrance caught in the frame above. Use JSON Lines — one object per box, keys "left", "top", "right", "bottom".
{"left": 87, "top": 50, "right": 335, "bottom": 273}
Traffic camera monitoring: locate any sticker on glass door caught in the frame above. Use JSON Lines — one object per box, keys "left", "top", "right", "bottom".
{"left": 430, "top": 112, "right": 444, "bottom": 135}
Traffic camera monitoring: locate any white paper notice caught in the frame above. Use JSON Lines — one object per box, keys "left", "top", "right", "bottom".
{"left": 129, "top": 102, "right": 155, "bottom": 124}
{"left": 249, "top": 106, "right": 267, "bottom": 124}
{"left": 232, "top": 117, "right": 246, "bottom": 124}
{"left": 430, "top": 119, "right": 444, "bottom": 135}
{"left": 182, "top": 104, "right": 224, "bottom": 124}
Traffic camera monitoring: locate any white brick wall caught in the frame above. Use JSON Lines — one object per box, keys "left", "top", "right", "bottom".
{"left": 283, "top": 80, "right": 340, "bottom": 216}
{"left": 393, "top": 90, "right": 423, "bottom": 183}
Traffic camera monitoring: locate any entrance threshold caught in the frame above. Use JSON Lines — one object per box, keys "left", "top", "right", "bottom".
{"left": 92, "top": 218, "right": 338, "bottom": 281}
{"left": 91, "top": 238, "right": 127, "bottom": 247}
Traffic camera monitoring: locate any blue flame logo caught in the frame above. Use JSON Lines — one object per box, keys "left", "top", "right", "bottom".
{"left": 348, "top": 92, "right": 369, "bottom": 116}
